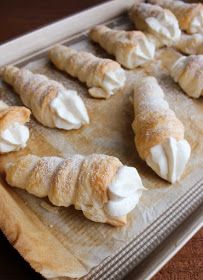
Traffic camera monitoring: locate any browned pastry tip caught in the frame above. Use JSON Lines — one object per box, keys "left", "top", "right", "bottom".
{"left": 0, "top": 102, "right": 30, "bottom": 132}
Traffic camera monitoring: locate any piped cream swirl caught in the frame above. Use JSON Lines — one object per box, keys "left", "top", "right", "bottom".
{"left": 89, "top": 68, "right": 126, "bottom": 98}
{"left": 0, "top": 122, "right": 29, "bottom": 153}
{"left": 51, "top": 89, "right": 89, "bottom": 130}
{"left": 171, "top": 55, "right": 203, "bottom": 98}
{"left": 190, "top": 11, "right": 203, "bottom": 34}
{"left": 105, "top": 166, "right": 145, "bottom": 217}
{"left": 146, "top": 10, "right": 181, "bottom": 45}
{"left": 117, "top": 36, "right": 155, "bottom": 69}
{"left": 146, "top": 137, "right": 191, "bottom": 183}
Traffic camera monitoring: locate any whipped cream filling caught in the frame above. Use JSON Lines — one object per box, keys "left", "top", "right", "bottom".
{"left": 89, "top": 68, "right": 126, "bottom": 98}
{"left": 51, "top": 89, "right": 89, "bottom": 130}
{"left": 171, "top": 56, "right": 186, "bottom": 80}
{"left": 175, "top": 33, "right": 203, "bottom": 55}
{"left": 190, "top": 11, "right": 203, "bottom": 34}
{"left": 0, "top": 122, "right": 29, "bottom": 153}
{"left": 171, "top": 56, "right": 203, "bottom": 98}
{"left": 146, "top": 10, "right": 181, "bottom": 45}
{"left": 122, "top": 37, "right": 155, "bottom": 68}
{"left": 147, "top": 34, "right": 165, "bottom": 49}
{"left": 104, "top": 166, "right": 145, "bottom": 217}
{"left": 146, "top": 137, "right": 191, "bottom": 183}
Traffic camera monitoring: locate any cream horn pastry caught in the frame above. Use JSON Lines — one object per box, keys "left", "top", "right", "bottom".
{"left": 0, "top": 65, "right": 89, "bottom": 130}
{"left": 132, "top": 76, "right": 191, "bottom": 183}
{"left": 0, "top": 101, "right": 30, "bottom": 153}
{"left": 89, "top": 25, "right": 155, "bottom": 69}
{"left": 48, "top": 45, "right": 126, "bottom": 99}
{"left": 129, "top": 2, "right": 181, "bottom": 46}
{"left": 174, "top": 33, "right": 203, "bottom": 55}
{"left": 160, "top": 48, "right": 203, "bottom": 98}
{"left": 148, "top": 0, "right": 203, "bottom": 34}
{"left": 4, "top": 153, "right": 145, "bottom": 226}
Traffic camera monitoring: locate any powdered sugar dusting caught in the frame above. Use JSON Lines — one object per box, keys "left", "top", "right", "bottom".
{"left": 0, "top": 11, "right": 203, "bottom": 278}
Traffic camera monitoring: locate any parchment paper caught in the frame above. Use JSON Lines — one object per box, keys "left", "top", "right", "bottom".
{"left": 0, "top": 15, "right": 203, "bottom": 280}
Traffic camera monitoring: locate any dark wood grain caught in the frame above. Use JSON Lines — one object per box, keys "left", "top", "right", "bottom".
{"left": 0, "top": 1, "right": 202, "bottom": 279}
{"left": 0, "top": 0, "right": 107, "bottom": 44}
{"left": 152, "top": 229, "right": 203, "bottom": 280}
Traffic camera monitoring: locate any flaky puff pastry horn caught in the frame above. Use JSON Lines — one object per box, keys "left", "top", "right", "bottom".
{"left": 49, "top": 45, "right": 126, "bottom": 99}
{"left": 4, "top": 154, "right": 145, "bottom": 226}
{"left": 0, "top": 101, "right": 30, "bottom": 153}
{"left": 174, "top": 33, "right": 203, "bottom": 55}
{"left": 160, "top": 48, "right": 203, "bottom": 98}
{"left": 148, "top": 0, "right": 203, "bottom": 34}
{"left": 132, "top": 76, "right": 191, "bottom": 183}
{"left": 89, "top": 25, "right": 155, "bottom": 69}
{"left": 0, "top": 65, "right": 89, "bottom": 130}
{"left": 129, "top": 2, "right": 181, "bottom": 46}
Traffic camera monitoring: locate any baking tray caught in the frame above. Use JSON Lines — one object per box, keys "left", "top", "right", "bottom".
{"left": 0, "top": 0, "right": 202, "bottom": 279}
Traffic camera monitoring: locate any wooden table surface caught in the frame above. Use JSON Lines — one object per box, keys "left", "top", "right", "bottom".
{"left": 0, "top": 1, "right": 202, "bottom": 279}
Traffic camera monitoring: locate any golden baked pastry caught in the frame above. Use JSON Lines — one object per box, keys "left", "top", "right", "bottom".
{"left": 175, "top": 33, "right": 203, "bottom": 55}
{"left": 49, "top": 45, "right": 126, "bottom": 99}
{"left": 129, "top": 2, "right": 181, "bottom": 46}
{"left": 149, "top": 0, "right": 203, "bottom": 34}
{"left": 4, "top": 153, "right": 145, "bottom": 226}
{"left": 160, "top": 48, "right": 203, "bottom": 98}
{"left": 132, "top": 76, "right": 191, "bottom": 183}
{"left": 0, "top": 65, "right": 89, "bottom": 130}
{"left": 89, "top": 25, "right": 155, "bottom": 69}
{"left": 0, "top": 101, "right": 30, "bottom": 153}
